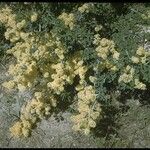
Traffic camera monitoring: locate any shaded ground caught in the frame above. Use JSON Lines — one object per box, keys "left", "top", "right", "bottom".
{"left": 95, "top": 99, "right": 150, "bottom": 148}
{"left": 115, "top": 101, "right": 150, "bottom": 148}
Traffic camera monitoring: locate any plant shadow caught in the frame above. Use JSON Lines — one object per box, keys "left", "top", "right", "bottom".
{"left": 91, "top": 88, "right": 131, "bottom": 140}
{"left": 52, "top": 75, "right": 80, "bottom": 122}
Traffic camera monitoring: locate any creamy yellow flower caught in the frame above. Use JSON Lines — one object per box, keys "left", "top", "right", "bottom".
{"left": 84, "top": 128, "right": 90, "bottom": 135}
{"left": 88, "top": 119, "right": 96, "bottom": 128}
{"left": 125, "top": 65, "right": 131, "bottom": 72}
{"left": 141, "top": 56, "right": 147, "bottom": 64}
{"left": 72, "top": 124, "right": 80, "bottom": 131}
{"left": 94, "top": 25, "right": 102, "bottom": 32}
{"left": 78, "top": 3, "right": 89, "bottom": 13}
{"left": 22, "top": 120, "right": 32, "bottom": 128}
{"left": 131, "top": 56, "right": 140, "bottom": 64}
{"left": 34, "top": 92, "right": 43, "bottom": 100}
{"left": 134, "top": 79, "right": 146, "bottom": 90}
{"left": 102, "top": 53, "right": 108, "bottom": 60}
{"left": 110, "top": 66, "right": 118, "bottom": 71}
{"left": 16, "top": 19, "right": 26, "bottom": 30}
{"left": 58, "top": 12, "right": 75, "bottom": 30}
{"left": 89, "top": 76, "right": 97, "bottom": 83}
{"left": 2, "top": 80, "right": 15, "bottom": 90}
{"left": 118, "top": 73, "right": 133, "bottom": 83}
{"left": 43, "top": 72, "right": 49, "bottom": 78}
{"left": 136, "top": 46, "right": 145, "bottom": 56}
{"left": 31, "top": 12, "right": 38, "bottom": 22}
{"left": 22, "top": 128, "right": 30, "bottom": 137}
{"left": 18, "top": 84, "right": 26, "bottom": 92}
{"left": 113, "top": 51, "right": 120, "bottom": 60}
{"left": 9, "top": 121, "right": 23, "bottom": 137}
{"left": 100, "top": 38, "right": 108, "bottom": 47}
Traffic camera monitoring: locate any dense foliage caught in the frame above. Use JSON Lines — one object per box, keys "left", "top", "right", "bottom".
{"left": 0, "top": 2, "right": 149, "bottom": 139}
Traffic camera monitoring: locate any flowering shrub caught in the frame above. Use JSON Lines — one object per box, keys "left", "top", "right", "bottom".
{"left": 0, "top": 3, "right": 150, "bottom": 138}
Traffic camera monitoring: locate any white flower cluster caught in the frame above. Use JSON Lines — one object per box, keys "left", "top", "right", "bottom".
{"left": 78, "top": 3, "right": 90, "bottom": 13}
{"left": 71, "top": 85, "right": 101, "bottom": 135}
{"left": 118, "top": 65, "right": 135, "bottom": 83}
{"left": 0, "top": 6, "right": 26, "bottom": 43}
{"left": 10, "top": 91, "right": 57, "bottom": 137}
{"left": 31, "top": 12, "right": 38, "bottom": 22}
{"left": 93, "top": 34, "right": 120, "bottom": 71}
{"left": 47, "top": 63, "right": 67, "bottom": 94}
{"left": 118, "top": 65, "right": 146, "bottom": 90}
{"left": 95, "top": 37, "right": 120, "bottom": 60}
{"left": 94, "top": 25, "right": 103, "bottom": 32}
{"left": 58, "top": 12, "right": 75, "bottom": 30}
{"left": 131, "top": 46, "right": 150, "bottom": 64}
{"left": 134, "top": 78, "right": 146, "bottom": 90}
